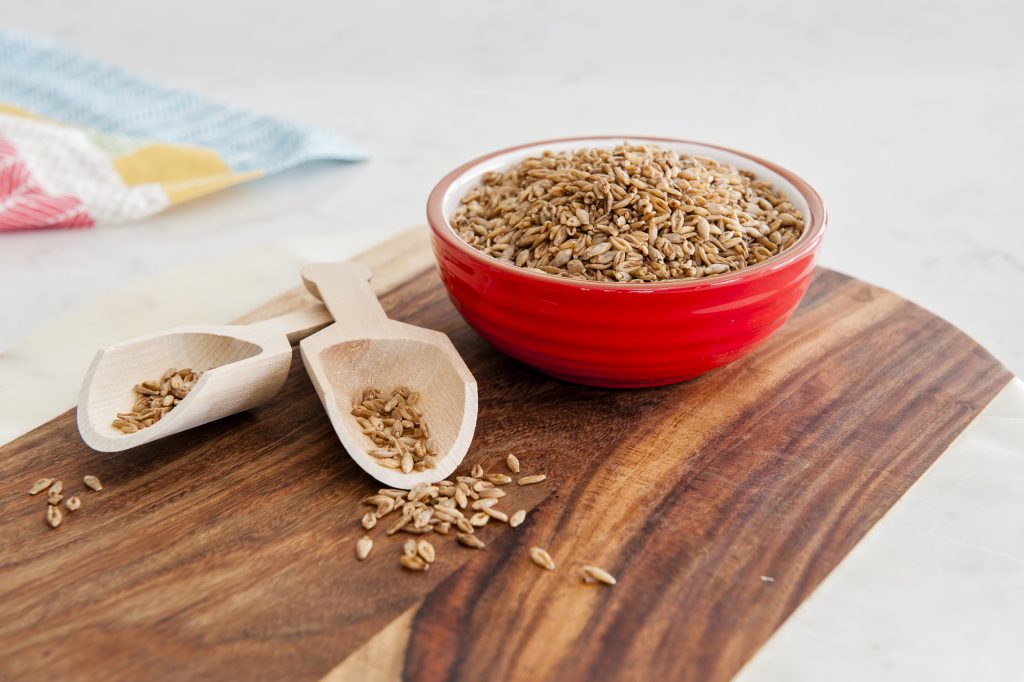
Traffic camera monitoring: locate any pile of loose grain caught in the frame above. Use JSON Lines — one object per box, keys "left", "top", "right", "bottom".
{"left": 29, "top": 474, "right": 102, "bottom": 529}
{"left": 351, "top": 386, "right": 438, "bottom": 473}
{"left": 353, "top": 456, "right": 616, "bottom": 585}
{"left": 354, "top": 454, "right": 540, "bottom": 570}
{"left": 113, "top": 368, "right": 201, "bottom": 433}
{"left": 451, "top": 143, "right": 805, "bottom": 282}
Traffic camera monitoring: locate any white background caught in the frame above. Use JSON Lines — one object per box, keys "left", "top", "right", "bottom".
{"left": 2, "top": 0, "right": 1022, "bottom": 372}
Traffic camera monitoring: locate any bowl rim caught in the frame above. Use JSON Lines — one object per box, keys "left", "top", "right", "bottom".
{"left": 426, "top": 136, "right": 827, "bottom": 291}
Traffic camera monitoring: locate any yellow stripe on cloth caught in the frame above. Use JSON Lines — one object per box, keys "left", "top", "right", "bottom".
{"left": 0, "top": 102, "right": 44, "bottom": 119}
{"left": 113, "top": 144, "right": 262, "bottom": 204}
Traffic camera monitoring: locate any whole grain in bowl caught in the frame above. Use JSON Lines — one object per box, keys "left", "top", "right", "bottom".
{"left": 450, "top": 143, "right": 804, "bottom": 282}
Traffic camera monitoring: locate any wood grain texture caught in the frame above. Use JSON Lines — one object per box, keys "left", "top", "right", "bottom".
{"left": 0, "top": 233, "right": 1011, "bottom": 682}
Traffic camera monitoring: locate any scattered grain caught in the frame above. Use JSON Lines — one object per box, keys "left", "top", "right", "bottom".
{"left": 356, "top": 536, "right": 373, "bottom": 561}
{"left": 46, "top": 505, "right": 62, "bottom": 529}
{"left": 457, "top": 532, "right": 485, "bottom": 549}
{"left": 506, "top": 454, "right": 520, "bottom": 474}
{"left": 582, "top": 565, "right": 617, "bottom": 585}
{"left": 28, "top": 478, "right": 53, "bottom": 495}
{"left": 529, "top": 547, "right": 556, "bottom": 571}
{"left": 483, "top": 507, "right": 509, "bottom": 523}
{"left": 509, "top": 510, "right": 526, "bottom": 528}
{"left": 83, "top": 475, "right": 102, "bottom": 492}
{"left": 65, "top": 496, "right": 81, "bottom": 512}
{"left": 518, "top": 474, "right": 547, "bottom": 486}
{"left": 400, "top": 555, "right": 429, "bottom": 572}
{"left": 417, "top": 540, "right": 436, "bottom": 563}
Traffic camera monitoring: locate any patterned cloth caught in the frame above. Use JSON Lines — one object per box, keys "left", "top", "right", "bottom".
{"left": 0, "top": 31, "right": 364, "bottom": 231}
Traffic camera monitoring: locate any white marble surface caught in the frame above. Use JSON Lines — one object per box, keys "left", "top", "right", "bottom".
{"left": 2, "top": 0, "right": 1024, "bottom": 377}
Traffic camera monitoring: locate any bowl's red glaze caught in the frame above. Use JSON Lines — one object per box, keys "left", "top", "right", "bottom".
{"left": 427, "top": 137, "right": 827, "bottom": 388}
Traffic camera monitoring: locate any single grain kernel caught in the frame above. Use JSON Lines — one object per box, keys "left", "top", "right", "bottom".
{"left": 582, "top": 565, "right": 617, "bottom": 585}
{"left": 28, "top": 478, "right": 53, "bottom": 495}
{"left": 529, "top": 547, "right": 556, "bottom": 571}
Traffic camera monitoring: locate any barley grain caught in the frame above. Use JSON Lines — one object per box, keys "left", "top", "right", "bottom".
{"left": 356, "top": 536, "right": 373, "bottom": 561}
{"left": 387, "top": 515, "right": 411, "bottom": 535}
{"left": 400, "top": 555, "right": 429, "bottom": 571}
{"left": 46, "top": 505, "right": 62, "bottom": 529}
{"left": 65, "top": 496, "right": 81, "bottom": 512}
{"left": 582, "top": 565, "right": 617, "bottom": 585}
{"left": 506, "top": 455, "right": 520, "bottom": 474}
{"left": 509, "top": 510, "right": 526, "bottom": 528}
{"left": 417, "top": 540, "right": 436, "bottom": 563}
{"left": 529, "top": 547, "right": 556, "bottom": 571}
{"left": 483, "top": 507, "right": 508, "bottom": 523}
{"left": 28, "top": 478, "right": 53, "bottom": 495}
{"left": 451, "top": 144, "right": 805, "bottom": 283}
{"left": 83, "top": 475, "right": 102, "bottom": 492}
{"left": 361, "top": 512, "right": 377, "bottom": 530}
{"left": 518, "top": 474, "right": 547, "bottom": 486}
{"left": 457, "top": 532, "right": 485, "bottom": 549}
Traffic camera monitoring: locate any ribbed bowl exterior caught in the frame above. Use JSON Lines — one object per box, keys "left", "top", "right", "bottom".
{"left": 427, "top": 137, "right": 826, "bottom": 388}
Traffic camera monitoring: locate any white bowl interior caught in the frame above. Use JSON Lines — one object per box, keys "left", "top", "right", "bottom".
{"left": 440, "top": 138, "right": 812, "bottom": 242}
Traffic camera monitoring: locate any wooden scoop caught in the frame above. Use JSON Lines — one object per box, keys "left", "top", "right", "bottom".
{"left": 299, "top": 262, "right": 477, "bottom": 489}
{"left": 78, "top": 305, "right": 332, "bottom": 452}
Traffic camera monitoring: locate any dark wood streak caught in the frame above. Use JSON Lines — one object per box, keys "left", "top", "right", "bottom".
{"left": 402, "top": 269, "right": 1011, "bottom": 682}
{"left": 0, "top": 267, "right": 1010, "bottom": 682}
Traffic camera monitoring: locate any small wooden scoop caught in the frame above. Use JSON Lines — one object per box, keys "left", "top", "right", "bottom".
{"left": 78, "top": 305, "right": 332, "bottom": 452}
{"left": 299, "top": 262, "right": 477, "bottom": 489}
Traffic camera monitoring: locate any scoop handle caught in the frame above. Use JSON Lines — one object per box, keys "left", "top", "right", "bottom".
{"left": 301, "top": 262, "right": 389, "bottom": 335}
{"left": 245, "top": 304, "right": 334, "bottom": 345}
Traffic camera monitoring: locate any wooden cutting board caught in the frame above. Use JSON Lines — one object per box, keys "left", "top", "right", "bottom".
{"left": 0, "top": 228, "right": 1011, "bottom": 682}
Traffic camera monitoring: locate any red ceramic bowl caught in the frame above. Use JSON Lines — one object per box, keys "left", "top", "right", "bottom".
{"left": 427, "top": 136, "right": 826, "bottom": 388}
